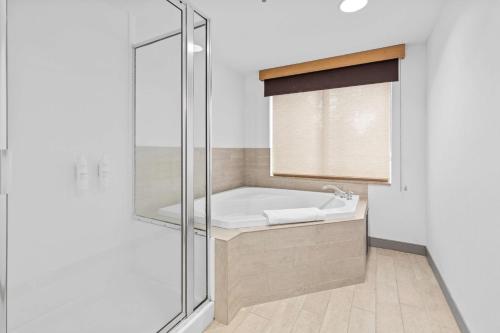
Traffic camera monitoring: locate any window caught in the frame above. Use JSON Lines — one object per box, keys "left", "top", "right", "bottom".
{"left": 271, "top": 82, "right": 391, "bottom": 182}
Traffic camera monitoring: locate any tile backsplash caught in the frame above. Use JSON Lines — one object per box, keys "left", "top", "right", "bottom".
{"left": 212, "top": 148, "right": 245, "bottom": 193}
{"left": 135, "top": 147, "right": 367, "bottom": 219}
{"left": 135, "top": 147, "right": 245, "bottom": 219}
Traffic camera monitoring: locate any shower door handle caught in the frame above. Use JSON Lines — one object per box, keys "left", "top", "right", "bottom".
{"left": 0, "top": 149, "right": 10, "bottom": 195}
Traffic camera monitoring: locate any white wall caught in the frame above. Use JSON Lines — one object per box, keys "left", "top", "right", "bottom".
{"left": 9, "top": 0, "right": 134, "bottom": 290}
{"left": 242, "top": 44, "right": 428, "bottom": 245}
{"left": 134, "top": 30, "right": 246, "bottom": 148}
{"left": 427, "top": 0, "right": 500, "bottom": 331}
{"left": 368, "top": 44, "right": 428, "bottom": 245}
{"left": 212, "top": 62, "right": 246, "bottom": 148}
{"left": 243, "top": 73, "right": 269, "bottom": 148}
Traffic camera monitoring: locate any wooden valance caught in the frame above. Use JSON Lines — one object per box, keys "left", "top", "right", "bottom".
{"left": 259, "top": 44, "right": 405, "bottom": 81}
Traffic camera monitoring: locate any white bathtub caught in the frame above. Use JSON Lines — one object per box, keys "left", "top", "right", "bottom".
{"left": 159, "top": 187, "right": 359, "bottom": 229}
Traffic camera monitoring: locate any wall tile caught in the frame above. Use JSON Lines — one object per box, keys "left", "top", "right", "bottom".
{"left": 135, "top": 147, "right": 245, "bottom": 219}
{"left": 136, "top": 147, "right": 367, "bottom": 220}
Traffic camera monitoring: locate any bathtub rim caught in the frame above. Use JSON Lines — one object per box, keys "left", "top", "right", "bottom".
{"left": 158, "top": 186, "right": 360, "bottom": 230}
{"left": 211, "top": 197, "right": 368, "bottom": 242}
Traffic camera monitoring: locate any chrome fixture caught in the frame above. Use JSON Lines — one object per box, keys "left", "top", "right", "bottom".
{"left": 322, "top": 184, "right": 347, "bottom": 198}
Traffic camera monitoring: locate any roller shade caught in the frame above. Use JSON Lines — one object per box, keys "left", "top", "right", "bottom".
{"left": 264, "top": 59, "right": 398, "bottom": 97}
{"left": 271, "top": 82, "right": 392, "bottom": 182}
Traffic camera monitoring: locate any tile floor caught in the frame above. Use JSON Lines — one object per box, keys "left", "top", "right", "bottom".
{"left": 205, "top": 247, "right": 460, "bottom": 333}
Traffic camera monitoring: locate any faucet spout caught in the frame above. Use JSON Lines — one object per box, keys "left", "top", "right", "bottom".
{"left": 322, "top": 184, "right": 347, "bottom": 198}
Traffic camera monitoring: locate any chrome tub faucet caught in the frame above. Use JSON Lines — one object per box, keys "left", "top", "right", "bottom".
{"left": 322, "top": 184, "right": 354, "bottom": 200}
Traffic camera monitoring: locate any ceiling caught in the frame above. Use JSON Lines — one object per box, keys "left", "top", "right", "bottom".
{"left": 190, "top": 0, "right": 445, "bottom": 73}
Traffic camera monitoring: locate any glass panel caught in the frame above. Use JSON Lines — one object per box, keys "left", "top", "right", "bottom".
{"left": 133, "top": 0, "right": 184, "bottom": 331}
{"left": 134, "top": 33, "right": 184, "bottom": 325}
{"left": 193, "top": 11, "right": 208, "bottom": 308}
{"left": 7, "top": 0, "right": 184, "bottom": 332}
{"left": 135, "top": 33, "right": 183, "bottom": 224}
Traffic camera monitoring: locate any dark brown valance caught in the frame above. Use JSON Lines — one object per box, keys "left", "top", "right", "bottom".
{"left": 264, "top": 59, "right": 399, "bottom": 97}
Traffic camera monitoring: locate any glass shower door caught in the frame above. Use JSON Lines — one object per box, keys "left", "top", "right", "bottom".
{"left": 193, "top": 11, "right": 210, "bottom": 309}
{"left": 1, "top": 0, "right": 211, "bottom": 332}
{"left": 133, "top": 0, "right": 185, "bottom": 331}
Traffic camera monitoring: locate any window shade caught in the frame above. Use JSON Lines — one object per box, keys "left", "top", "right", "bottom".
{"left": 264, "top": 59, "right": 398, "bottom": 97}
{"left": 272, "top": 82, "right": 392, "bottom": 182}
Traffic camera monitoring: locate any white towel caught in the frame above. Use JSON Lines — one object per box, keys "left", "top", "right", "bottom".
{"left": 263, "top": 207, "right": 326, "bottom": 225}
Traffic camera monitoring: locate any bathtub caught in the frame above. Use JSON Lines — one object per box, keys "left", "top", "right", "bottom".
{"left": 159, "top": 187, "right": 359, "bottom": 229}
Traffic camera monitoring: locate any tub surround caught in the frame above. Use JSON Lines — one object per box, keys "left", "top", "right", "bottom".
{"left": 135, "top": 147, "right": 245, "bottom": 219}
{"left": 212, "top": 148, "right": 246, "bottom": 193}
{"left": 213, "top": 199, "right": 368, "bottom": 324}
{"left": 136, "top": 147, "right": 366, "bottom": 220}
{"left": 136, "top": 145, "right": 370, "bottom": 326}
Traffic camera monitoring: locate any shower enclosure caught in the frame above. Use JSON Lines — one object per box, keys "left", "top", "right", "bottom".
{"left": 0, "top": 0, "right": 212, "bottom": 332}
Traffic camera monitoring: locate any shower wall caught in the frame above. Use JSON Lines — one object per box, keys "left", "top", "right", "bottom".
{"left": 8, "top": 0, "right": 135, "bottom": 296}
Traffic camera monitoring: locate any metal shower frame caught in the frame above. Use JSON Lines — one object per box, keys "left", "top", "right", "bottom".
{"left": 0, "top": 0, "right": 212, "bottom": 332}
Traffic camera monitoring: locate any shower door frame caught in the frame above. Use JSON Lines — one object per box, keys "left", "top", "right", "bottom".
{"left": 0, "top": 0, "right": 212, "bottom": 331}
{"left": 0, "top": 0, "right": 7, "bottom": 331}
{"left": 132, "top": 0, "right": 213, "bottom": 332}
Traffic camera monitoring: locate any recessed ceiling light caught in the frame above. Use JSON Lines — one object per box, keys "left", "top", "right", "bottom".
{"left": 339, "top": 0, "right": 368, "bottom": 13}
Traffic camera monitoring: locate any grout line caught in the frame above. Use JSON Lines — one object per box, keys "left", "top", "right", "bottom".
{"left": 248, "top": 309, "right": 269, "bottom": 321}
{"left": 345, "top": 285, "right": 356, "bottom": 333}
{"left": 317, "top": 290, "right": 334, "bottom": 332}
{"left": 289, "top": 296, "right": 306, "bottom": 333}
{"left": 408, "top": 253, "right": 440, "bottom": 333}
{"left": 372, "top": 247, "right": 378, "bottom": 326}
{"left": 374, "top": 246, "right": 384, "bottom": 332}
{"left": 393, "top": 256, "right": 407, "bottom": 333}
{"left": 350, "top": 304, "right": 374, "bottom": 313}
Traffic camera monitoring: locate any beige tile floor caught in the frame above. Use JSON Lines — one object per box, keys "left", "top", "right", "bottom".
{"left": 205, "top": 247, "right": 460, "bottom": 333}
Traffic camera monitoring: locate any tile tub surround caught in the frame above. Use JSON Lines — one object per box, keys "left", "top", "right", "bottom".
{"left": 212, "top": 148, "right": 245, "bottom": 193}
{"left": 135, "top": 147, "right": 244, "bottom": 219}
{"left": 213, "top": 199, "right": 368, "bottom": 325}
{"left": 135, "top": 147, "right": 365, "bottom": 219}
{"left": 205, "top": 247, "right": 461, "bottom": 333}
